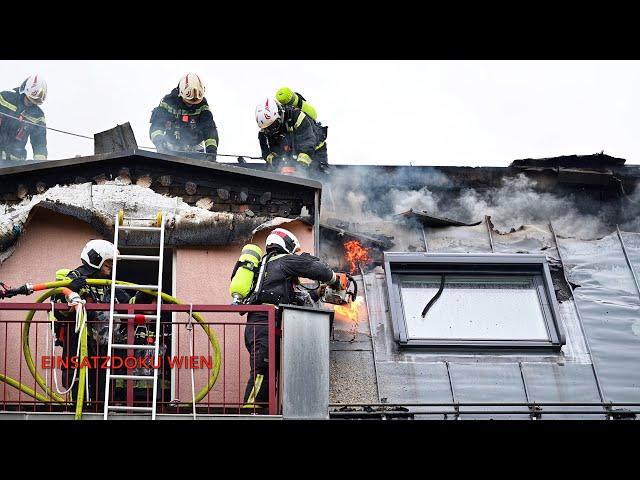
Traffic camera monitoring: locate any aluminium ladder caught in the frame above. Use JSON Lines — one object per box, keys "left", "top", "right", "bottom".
{"left": 103, "top": 210, "right": 166, "bottom": 420}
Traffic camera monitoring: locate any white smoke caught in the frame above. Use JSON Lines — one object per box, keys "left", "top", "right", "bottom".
{"left": 324, "top": 170, "right": 624, "bottom": 240}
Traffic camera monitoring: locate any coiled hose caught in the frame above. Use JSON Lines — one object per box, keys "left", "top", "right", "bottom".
{"left": 0, "top": 278, "right": 222, "bottom": 417}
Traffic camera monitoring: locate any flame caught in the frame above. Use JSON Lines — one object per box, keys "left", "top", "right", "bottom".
{"left": 333, "top": 296, "right": 365, "bottom": 324}
{"left": 344, "top": 240, "right": 371, "bottom": 274}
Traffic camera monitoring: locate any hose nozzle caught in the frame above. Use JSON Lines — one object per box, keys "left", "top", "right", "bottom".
{"left": 2, "top": 283, "right": 34, "bottom": 298}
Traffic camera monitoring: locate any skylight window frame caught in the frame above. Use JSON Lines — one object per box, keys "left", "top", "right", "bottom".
{"left": 384, "top": 253, "right": 565, "bottom": 351}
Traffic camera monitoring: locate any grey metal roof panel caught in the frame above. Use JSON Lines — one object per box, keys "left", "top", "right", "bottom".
{"left": 558, "top": 233, "right": 640, "bottom": 403}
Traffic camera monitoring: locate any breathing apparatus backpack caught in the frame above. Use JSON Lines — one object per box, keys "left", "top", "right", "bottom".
{"left": 229, "top": 244, "right": 264, "bottom": 305}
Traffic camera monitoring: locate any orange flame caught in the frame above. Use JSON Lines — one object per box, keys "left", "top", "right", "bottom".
{"left": 344, "top": 240, "right": 371, "bottom": 274}
{"left": 333, "top": 297, "right": 365, "bottom": 324}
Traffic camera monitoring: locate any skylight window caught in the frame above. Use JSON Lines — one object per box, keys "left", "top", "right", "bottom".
{"left": 384, "top": 253, "right": 565, "bottom": 350}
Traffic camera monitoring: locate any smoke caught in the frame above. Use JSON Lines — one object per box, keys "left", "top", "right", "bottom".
{"left": 323, "top": 168, "right": 627, "bottom": 240}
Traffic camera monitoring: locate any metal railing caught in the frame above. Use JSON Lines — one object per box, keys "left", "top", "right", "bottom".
{"left": 0, "top": 302, "right": 278, "bottom": 417}
{"left": 329, "top": 403, "right": 640, "bottom": 420}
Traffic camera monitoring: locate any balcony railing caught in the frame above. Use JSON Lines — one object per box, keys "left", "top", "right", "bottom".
{"left": 0, "top": 302, "right": 278, "bottom": 418}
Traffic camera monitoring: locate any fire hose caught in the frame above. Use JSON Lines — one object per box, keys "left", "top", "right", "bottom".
{"left": 0, "top": 279, "right": 221, "bottom": 418}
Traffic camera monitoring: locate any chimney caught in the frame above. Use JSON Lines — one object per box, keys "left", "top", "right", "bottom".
{"left": 93, "top": 122, "right": 138, "bottom": 155}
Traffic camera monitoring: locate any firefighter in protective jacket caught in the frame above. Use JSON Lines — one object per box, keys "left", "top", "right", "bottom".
{"left": 149, "top": 73, "right": 219, "bottom": 162}
{"left": 0, "top": 75, "right": 47, "bottom": 161}
{"left": 53, "top": 240, "right": 130, "bottom": 403}
{"left": 255, "top": 97, "right": 328, "bottom": 172}
{"left": 240, "top": 228, "right": 339, "bottom": 408}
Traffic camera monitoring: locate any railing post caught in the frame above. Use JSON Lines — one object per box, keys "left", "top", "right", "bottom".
{"left": 268, "top": 306, "right": 277, "bottom": 415}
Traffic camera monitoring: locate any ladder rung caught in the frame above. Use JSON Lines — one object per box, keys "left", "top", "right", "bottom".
{"left": 110, "top": 374, "right": 156, "bottom": 381}
{"left": 107, "top": 406, "right": 154, "bottom": 412}
{"left": 111, "top": 344, "right": 156, "bottom": 350}
{"left": 116, "top": 254, "right": 161, "bottom": 261}
{"left": 114, "top": 284, "right": 159, "bottom": 290}
{"left": 119, "top": 226, "right": 162, "bottom": 232}
{"left": 112, "top": 313, "right": 158, "bottom": 320}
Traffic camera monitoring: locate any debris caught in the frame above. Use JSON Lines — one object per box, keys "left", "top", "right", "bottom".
{"left": 136, "top": 174, "right": 152, "bottom": 188}
{"left": 320, "top": 223, "right": 394, "bottom": 250}
{"left": 185, "top": 181, "right": 198, "bottom": 195}
{"left": 116, "top": 167, "right": 132, "bottom": 185}
{"left": 510, "top": 152, "right": 625, "bottom": 169}
{"left": 17, "top": 185, "right": 28, "bottom": 200}
{"left": 217, "top": 188, "right": 230, "bottom": 200}
{"left": 398, "top": 209, "right": 481, "bottom": 227}
{"left": 259, "top": 191, "right": 272, "bottom": 205}
{"left": 195, "top": 197, "right": 214, "bottom": 210}
{"left": 159, "top": 175, "right": 172, "bottom": 186}
{"left": 94, "top": 173, "right": 107, "bottom": 185}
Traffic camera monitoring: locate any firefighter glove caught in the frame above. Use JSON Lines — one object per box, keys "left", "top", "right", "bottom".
{"left": 266, "top": 152, "right": 277, "bottom": 165}
{"left": 296, "top": 152, "right": 312, "bottom": 166}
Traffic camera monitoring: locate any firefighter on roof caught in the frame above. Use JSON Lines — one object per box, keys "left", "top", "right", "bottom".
{"left": 275, "top": 87, "right": 317, "bottom": 120}
{"left": 0, "top": 75, "right": 48, "bottom": 161}
{"left": 149, "top": 73, "right": 219, "bottom": 162}
{"left": 255, "top": 97, "right": 328, "bottom": 174}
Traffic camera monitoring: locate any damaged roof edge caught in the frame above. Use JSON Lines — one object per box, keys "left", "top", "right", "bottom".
{"left": 0, "top": 148, "right": 324, "bottom": 191}
{"left": 2, "top": 203, "right": 277, "bottom": 252}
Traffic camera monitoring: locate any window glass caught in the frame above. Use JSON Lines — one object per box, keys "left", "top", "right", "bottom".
{"left": 399, "top": 275, "right": 549, "bottom": 341}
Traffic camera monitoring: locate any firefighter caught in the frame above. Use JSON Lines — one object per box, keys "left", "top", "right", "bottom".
{"left": 149, "top": 73, "right": 219, "bottom": 162}
{"left": 240, "top": 228, "right": 340, "bottom": 408}
{"left": 0, "top": 75, "right": 47, "bottom": 161}
{"left": 53, "top": 239, "right": 130, "bottom": 405}
{"left": 255, "top": 97, "right": 328, "bottom": 174}
{"left": 275, "top": 87, "right": 317, "bottom": 120}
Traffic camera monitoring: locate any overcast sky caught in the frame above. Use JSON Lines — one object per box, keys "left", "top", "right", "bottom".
{"left": 1, "top": 60, "right": 639, "bottom": 166}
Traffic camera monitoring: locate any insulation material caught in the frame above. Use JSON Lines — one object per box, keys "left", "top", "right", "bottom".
{"left": 0, "top": 181, "right": 270, "bottom": 261}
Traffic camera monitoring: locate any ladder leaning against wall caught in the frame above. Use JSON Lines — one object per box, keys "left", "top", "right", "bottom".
{"left": 103, "top": 209, "right": 166, "bottom": 420}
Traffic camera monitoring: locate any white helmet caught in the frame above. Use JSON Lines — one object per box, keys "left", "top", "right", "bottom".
{"left": 81, "top": 239, "right": 119, "bottom": 269}
{"left": 265, "top": 228, "right": 301, "bottom": 254}
{"left": 178, "top": 73, "right": 205, "bottom": 105}
{"left": 20, "top": 75, "right": 47, "bottom": 105}
{"left": 255, "top": 97, "right": 283, "bottom": 131}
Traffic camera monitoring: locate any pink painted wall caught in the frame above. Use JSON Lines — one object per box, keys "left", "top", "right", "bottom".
{"left": 174, "top": 219, "right": 315, "bottom": 410}
{"left": 0, "top": 211, "right": 316, "bottom": 411}
{"left": 0, "top": 209, "right": 103, "bottom": 404}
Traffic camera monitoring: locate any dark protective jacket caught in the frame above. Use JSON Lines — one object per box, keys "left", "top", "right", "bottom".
{"left": 258, "top": 105, "right": 328, "bottom": 168}
{"left": 0, "top": 88, "right": 47, "bottom": 160}
{"left": 251, "top": 251, "right": 334, "bottom": 308}
{"left": 53, "top": 265, "right": 130, "bottom": 347}
{"left": 149, "top": 87, "right": 219, "bottom": 159}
